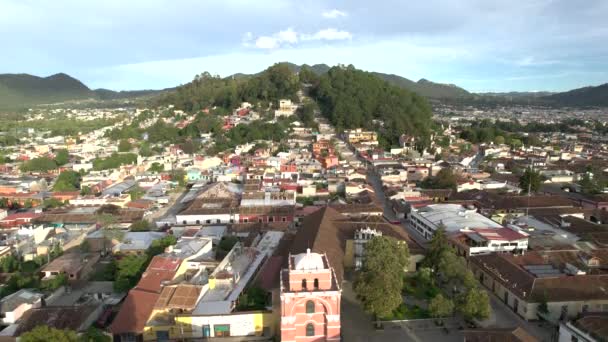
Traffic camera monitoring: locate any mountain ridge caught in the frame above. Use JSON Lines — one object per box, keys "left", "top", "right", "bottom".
{"left": 1, "top": 65, "right": 607, "bottom": 109}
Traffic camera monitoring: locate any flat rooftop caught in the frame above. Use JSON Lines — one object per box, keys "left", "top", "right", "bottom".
{"left": 415, "top": 203, "right": 503, "bottom": 232}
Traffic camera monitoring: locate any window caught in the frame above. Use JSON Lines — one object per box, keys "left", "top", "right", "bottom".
{"left": 214, "top": 324, "right": 230, "bottom": 337}
{"left": 196, "top": 220, "right": 200, "bottom": 224}
{"left": 301, "top": 279, "right": 307, "bottom": 290}
{"left": 244, "top": 218, "right": 248, "bottom": 223}
{"left": 314, "top": 278, "right": 319, "bottom": 290}
{"left": 216, "top": 219, "right": 221, "bottom": 223}
{"left": 269, "top": 216, "right": 274, "bottom": 222}
{"left": 306, "top": 300, "right": 315, "bottom": 313}
{"left": 206, "top": 219, "right": 211, "bottom": 224}
{"left": 182, "top": 220, "right": 187, "bottom": 224}
{"left": 282, "top": 217, "right": 286, "bottom": 222}
{"left": 306, "top": 323, "right": 314, "bottom": 336}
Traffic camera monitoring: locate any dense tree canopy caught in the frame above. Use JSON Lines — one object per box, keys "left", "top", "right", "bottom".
{"left": 53, "top": 170, "right": 81, "bottom": 191}
{"left": 20, "top": 326, "right": 79, "bottom": 342}
{"left": 355, "top": 236, "right": 409, "bottom": 319}
{"left": 92, "top": 153, "right": 137, "bottom": 170}
{"left": 519, "top": 168, "right": 542, "bottom": 194}
{"left": 311, "top": 65, "right": 432, "bottom": 148}
{"left": 157, "top": 63, "right": 300, "bottom": 112}
{"left": 20, "top": 157, "right": 57, "bottom": 172}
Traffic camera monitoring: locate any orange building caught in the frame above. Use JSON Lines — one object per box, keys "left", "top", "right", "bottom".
{"left": 280, "top": 250, "right": 341, "bottom": 342}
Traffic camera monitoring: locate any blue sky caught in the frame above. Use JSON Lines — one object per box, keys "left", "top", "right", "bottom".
{"left": 1, "top": 0, "right": 607, "bottom": 92}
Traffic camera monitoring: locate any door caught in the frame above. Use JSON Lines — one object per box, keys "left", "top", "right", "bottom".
{"left": 203, "top": 325, "right": 211, "bottom": 337}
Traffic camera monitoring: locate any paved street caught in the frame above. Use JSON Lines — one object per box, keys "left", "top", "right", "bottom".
{"left": 366, "top": 168, "right": 429, "bottom": 248}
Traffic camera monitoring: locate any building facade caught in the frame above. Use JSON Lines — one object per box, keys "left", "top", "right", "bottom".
{"left": 280, "top": 250, "right": 341, "bottom": 342}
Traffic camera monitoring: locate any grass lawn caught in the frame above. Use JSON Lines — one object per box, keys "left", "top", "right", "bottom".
{"left": 380, "top": 303, "right": 430, "bottom": 321}
{"left": 402, "top": 274, "right": 440, "bottom": 300}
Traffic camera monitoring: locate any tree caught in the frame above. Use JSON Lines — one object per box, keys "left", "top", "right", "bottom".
{"left": 424, "top": 226, "right": 450, "bottom": 272}
{"left": 20, "top": 157, "right": 58, "bottom": 172}
{"left": 54, "top": 149, "right": 69, "bottom": 166}
{"left": 43, "top": 198, "right": 64, "bottom": 209}
{"left": 421, "top": 168, "right": 458, "bottom": 190}
{"left": 80, "top": 327, "right": 111, "bottom": 342}
{"left": 148, "top": 162, "right": 164, "bottom": 173}
{"left": 128, "top": 186, "right": 145, "bottom": 201}
{"left": 130, "top": 219, "right": 151, "bottom": 232}
{"left": 494, "top": 135, "right": 505, "bottom": 145}
{"left": 114, "top": 254, "right": 148, "bottom": 292}
{"left": 0, "top": 197, "right": 8, "bottom": 208}
{"left": 429, "top": 294, "right": 454, "bottom": 322}
{"left": 80, "top": 185, "right": 93, "bottom": 196}
{"left": 20, "top": 326, "right": 78, "bottom": 342}
{"left": 537, "top": 290, "right": 549, "bottom": 318}
{"left": 118, "top": 139, "right": 132, "bottom": 152}
{"left": 0, "top": 254, "right": 20, "bottom": 273}
{"left": 138, "top": 142, "right": 153, "bottom": 157}
{"left": 53, "top": 170, "right": 81, "bottom": 191}
{"left": 457, "top": 288, "right": 491, "bottom": 322}
{"left": 355, "top": 236, "right": 409, "bottom": 320}
{"left": 519, "top": 168, "right": 542, "bottom": 194}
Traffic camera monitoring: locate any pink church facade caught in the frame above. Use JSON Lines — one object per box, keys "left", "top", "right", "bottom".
{"left": 280, "top": 250, "right": 341, "bottom": 342}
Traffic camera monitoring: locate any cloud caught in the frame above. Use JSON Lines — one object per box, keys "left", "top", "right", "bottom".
{"left": 322, "top": 9, "right": 347, "bottom": 19}
{"left": 301, "top": 28, "right": 353, "bottom": 41}
{"left": 247, "top": 27, "right": 352, "bottom": 49}
{"left": 251, "top": 28, "right": 298, "bottom": 49}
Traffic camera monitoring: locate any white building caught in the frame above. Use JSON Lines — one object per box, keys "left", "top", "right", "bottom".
{"left": 0, "top": 289, "right": 44, "bottom": 325}
{"left": 274, "top": 99, "right": 299, "bottom": 118}
{"left": 452, "top": 227, "right": 529, "bottom": 257}
{"left": 354, "top": 227, "right": 382, "bottom": 270}
{"left": 409, "top": 203, "right": 503, "bottom": 240}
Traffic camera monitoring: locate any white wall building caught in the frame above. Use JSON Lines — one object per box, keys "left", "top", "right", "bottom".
{"left": 409, "top": 203, "right": 503, "bottom": 240}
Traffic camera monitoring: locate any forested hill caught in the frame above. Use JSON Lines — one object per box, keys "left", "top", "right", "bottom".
{"left": 156, "top": 63, "right": 300, "bottom": 111}
{"left": 310, "top": 65, "right": 433, "bottom": 148}
{"left": 544, "top": 83, "right": 608, "bottom": 107}
{"left": 0, "top": 73, "right": 94, "bottom": 108}
{"left": 226, "top": 62, "right": 470, "bottom": 99}
{"left": 371, "top": 73, "right": 471, "bottom": 99}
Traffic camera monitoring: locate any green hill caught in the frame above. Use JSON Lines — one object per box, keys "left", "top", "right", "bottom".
{"left": 0, "top": 73, "right": 167, "bottom": 110}
{"left": 544, "top": 83, "right": 608, "bottom": 107}
{"left": 312, "top": 65, "right": 433, "bottom": 147}
{"left": 371, "top": 73, "right": 471, "bottom": 99}
{"left": 0, "top": 73, "right": 94, "bottom": 108}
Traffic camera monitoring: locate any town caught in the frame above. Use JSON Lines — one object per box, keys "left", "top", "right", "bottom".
{"left": 1, "top": 62, "right": 607, "bottom": 342}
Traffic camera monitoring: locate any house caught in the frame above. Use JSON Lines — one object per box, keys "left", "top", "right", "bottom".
{"left": 0, "top": 289, "right": 44, "bottom": 325}
{"left": 469, "top": 252, "right": 608, "bottom": 322}
{"left": 110, "top": 255, "right": 181, "bottom": 341}
{"left": 274, "top": 99, "right": 298, "bottom": 118}
{"left": 8, "top": 305, "right": 104, "bottom": 337}
{"left": 41, "top": 252, "right": 100, "bottom": 281}
{"left": 113, "top": 231, "right": 166, "bottom": 255}
{"left": 558, "top": 313, "right": 608, "bottom": 342}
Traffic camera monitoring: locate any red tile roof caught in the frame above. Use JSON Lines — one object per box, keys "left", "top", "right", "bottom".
{"left": 148, "top": 255, "right": 181, "bottom": 272}
{"left": 109, "top": 289, "right": 159, "bottom": 334}
{"left": 470, "top": 227, "right": 528, "bottom": 241}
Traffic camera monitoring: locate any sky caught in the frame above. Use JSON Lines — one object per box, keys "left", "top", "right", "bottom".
{"left": 1, "top": 0, "right": 607, "bottom": 92}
